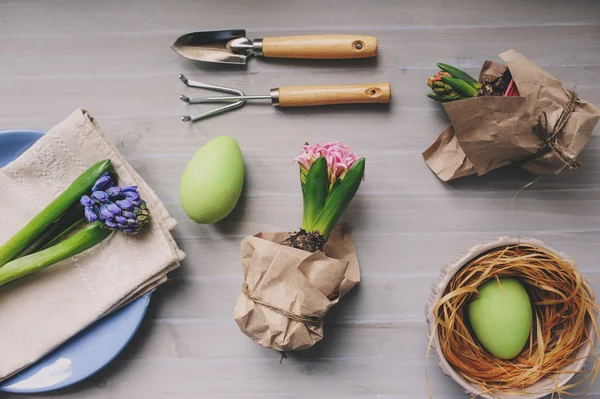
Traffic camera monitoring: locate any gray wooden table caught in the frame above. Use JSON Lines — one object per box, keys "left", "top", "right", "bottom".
{"left": 1, "top": 0, "right": 600, "bottom": 398}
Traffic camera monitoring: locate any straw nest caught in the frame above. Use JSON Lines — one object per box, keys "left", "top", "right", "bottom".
{"left": 432, "top": 244, "right": 599, "bottom": 395}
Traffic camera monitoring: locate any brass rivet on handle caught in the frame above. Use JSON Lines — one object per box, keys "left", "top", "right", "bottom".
{"left": 353, "top": 40, "right": 365, "bottom": 50}
{"left": 366, "top": 87, "right": 382, "bottom": 97}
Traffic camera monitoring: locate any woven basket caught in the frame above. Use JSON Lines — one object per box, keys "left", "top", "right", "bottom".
{"left": 425, "top": 237, "right": 596, "bottom": 399}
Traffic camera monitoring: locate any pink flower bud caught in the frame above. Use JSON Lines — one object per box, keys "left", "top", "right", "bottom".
{"left": 294, "top": 141, "right": 359, "bottom": 185}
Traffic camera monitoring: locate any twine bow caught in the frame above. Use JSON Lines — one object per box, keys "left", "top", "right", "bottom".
{"left": 518, "top": 91, "right": 581, "bottom": 169}
{"left": 242, "top": 283, "right": 323, "bottom": 327}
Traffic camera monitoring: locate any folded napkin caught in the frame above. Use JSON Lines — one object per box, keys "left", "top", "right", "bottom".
{"left": 0, "top": 109, "right": 185, "bottom": 381}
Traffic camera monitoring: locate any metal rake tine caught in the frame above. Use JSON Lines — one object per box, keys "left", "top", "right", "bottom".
{"left": 181, "top": 94, "right": 271, "bottom": 104}
{"left": 179, "top": 74, "right": 246, "bottom": 122}
{"left": 179, "top": 74, "right": 244, "bottom": 96}
{"left": 181, "top": 100, "right": 245, "bottom": 122}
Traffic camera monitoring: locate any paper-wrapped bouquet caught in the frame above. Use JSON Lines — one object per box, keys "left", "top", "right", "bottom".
{"left": 423, "top": 49, "right": 600, "bottom": 181}
{"left": 234, "top": 142, "right": 364, "bottom": 351}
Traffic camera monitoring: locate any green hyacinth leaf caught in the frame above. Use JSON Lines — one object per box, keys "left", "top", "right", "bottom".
{"left": 301, "top": 167, "right": 308, "bottom": 230}
{"left": 327, "top": 178, "right": 342, "bottom": 200}
{"left": 312, "top": 158, "right": 365, "bottom": 238}
{"left": 299, "top": 141, "right": 310, "bottom": 230}
{"left": 303, "top": 156, "right": 329, "bottom": 231}
{"left": 299, "top": 164, "right": 308, "bottom": 188}
{"left": 0, "top": 222, "right": 111, "bottom": 287}
{"left": 427, "top": 93, "right": 462, "bottom": 102}
{"left": 441, "top": 76, "right": 478, "bottom": 98}
{"left": 437, "top": 63, "right": 481, "bottom": 89}
{"left": 18, "top": 204, "right": 85, "bottom": 257}
{"left": 0, "top": 159, "right": 111, "bottom": 268}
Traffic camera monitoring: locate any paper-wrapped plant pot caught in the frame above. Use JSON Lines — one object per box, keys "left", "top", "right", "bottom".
{"left": 426, "top": 237, "right": 597, "bottom": 399}
{"left": 234, "top": 224, "right": 360, "bottom": 351}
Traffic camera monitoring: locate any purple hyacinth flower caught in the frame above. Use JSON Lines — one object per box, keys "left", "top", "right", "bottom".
{"left": 123, "top": 190, "right": 140, "bottom": 200}
{"left": 121, "top": 187, "right": 140, "bottom": 198}
{"left": 116, "top": 199, "right": 133, "bottom": 210}
{"left": 106, "top": 202, "right": 121, "bottom": 215}
{"left": 122, "top": 211, "right": 136, "bottom": 219}
{"left": 91, "top": 173, "right": 114, "bottom": 192}
{"left": 105, "top": 186, "right": 122, "bottom": 197}
{"left": 92, "top": 191, "right": 110, "bottom": 203}
{"left": 81, "top": 177, "right": 149, "bottom": 234}
{"left": 99, "top": 205, "right": 114, "bottom": 220}
{"left": 80, "top": 195, "right": 94, "bottom": 208}
{"left": 84, "top": 207, "right": 98, "bottom": 222}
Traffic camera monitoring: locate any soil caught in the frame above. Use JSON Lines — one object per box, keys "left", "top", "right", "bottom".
{"left": 281, "top": 229, "right": 327, "bottom": 252}
{"left": 478, "top": 68, "right": 513, "bottom": 97}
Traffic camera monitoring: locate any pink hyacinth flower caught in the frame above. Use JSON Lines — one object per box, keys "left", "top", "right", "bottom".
{"left": 294, "top": 141, "right": 359, "bottom": 186}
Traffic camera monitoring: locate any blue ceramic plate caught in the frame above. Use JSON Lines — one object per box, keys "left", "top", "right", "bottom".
{"left": 0, "top": 130, "right": 151, "bottom": 393}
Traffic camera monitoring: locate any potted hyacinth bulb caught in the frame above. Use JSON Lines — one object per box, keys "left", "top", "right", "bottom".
{"left": 234, "top": 141, "right": 365, "bottom": 352}
{"left": 283, "top": 141, "right": 365, "bottom": 252}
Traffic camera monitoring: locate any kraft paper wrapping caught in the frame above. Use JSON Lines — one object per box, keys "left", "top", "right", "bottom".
{"left": 234, "top": 224, "right": 360, "bottom": 351}
{"left": 423, "top": 49, "right": 600, "bottom": 181}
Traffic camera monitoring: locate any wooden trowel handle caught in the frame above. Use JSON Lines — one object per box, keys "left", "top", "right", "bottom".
{"left": 274, "top": 83, "right": 391, "bottom": 107}
{"left": 261, "top": 35, "right": 377, "bottom": 59}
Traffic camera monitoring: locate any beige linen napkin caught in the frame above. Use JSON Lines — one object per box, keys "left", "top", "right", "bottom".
{"left": 0, "top": 109, "right": 185, "bottom": 381}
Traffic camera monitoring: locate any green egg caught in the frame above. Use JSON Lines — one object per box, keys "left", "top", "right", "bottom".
{"left": 179, "top": 136, "right": 244, "bottom": 224}
{"left": 467, "top": 277, "right": 532, "bottom": 359}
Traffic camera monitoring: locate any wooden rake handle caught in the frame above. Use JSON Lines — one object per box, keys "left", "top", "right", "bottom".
{"left": 273, "top": 83, "right": 391, "bottom": 107}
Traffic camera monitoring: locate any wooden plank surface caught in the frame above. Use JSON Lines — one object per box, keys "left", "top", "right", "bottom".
{"left": 1, "top": 0, "right": 599, "bottom": 397}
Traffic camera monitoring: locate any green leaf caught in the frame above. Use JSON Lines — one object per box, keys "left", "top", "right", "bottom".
{"left": 440, "top": 76, "right": 478, "bottom": 98}
{"left": 437, "top": 63, "right": 481, "bottom": 89}
{"left": 312, "top": 158, "right": 365, "bottom": 238}
{"left": 0, "top": 222, "right": 111, "bottom": 287}
{"left": 0, "top": 159, "right": 111, "bottom": 268}
{"left": 303, "top": 157, "right": 329, "bottom": 231}
{"left": 426, "top": 93, "right": 462, "bottom": 102}
{"left": 327, "top": 178, "right": 342, "bottom": 200}
{"left": 299, "top": 164, "right": 308, "bottom": 187}
{"left": 299, "top": 143, "right": 310, "bottom": 229}
{"left": 40, "top": 218, "right": 86, "bottom": 251}
{"left": 301, "top": 166, "right": 308, "bottom": 230}
{"left": 299, "top": 142, "right": 310, "bottom": 188}
{"left": 17, "top": 204, "right": 85, "bottom": 258}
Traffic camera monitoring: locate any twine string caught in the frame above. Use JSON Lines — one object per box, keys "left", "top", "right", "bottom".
{"left": 242, "top": 283, "right": 323, "bottom": 327}
{"left": 518, "top": 91, "right": 581, "bottom": 169}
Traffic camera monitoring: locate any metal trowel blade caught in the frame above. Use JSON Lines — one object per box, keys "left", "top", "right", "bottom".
{"left": 171, "top": 29, "right": 250, "bottom": 65}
